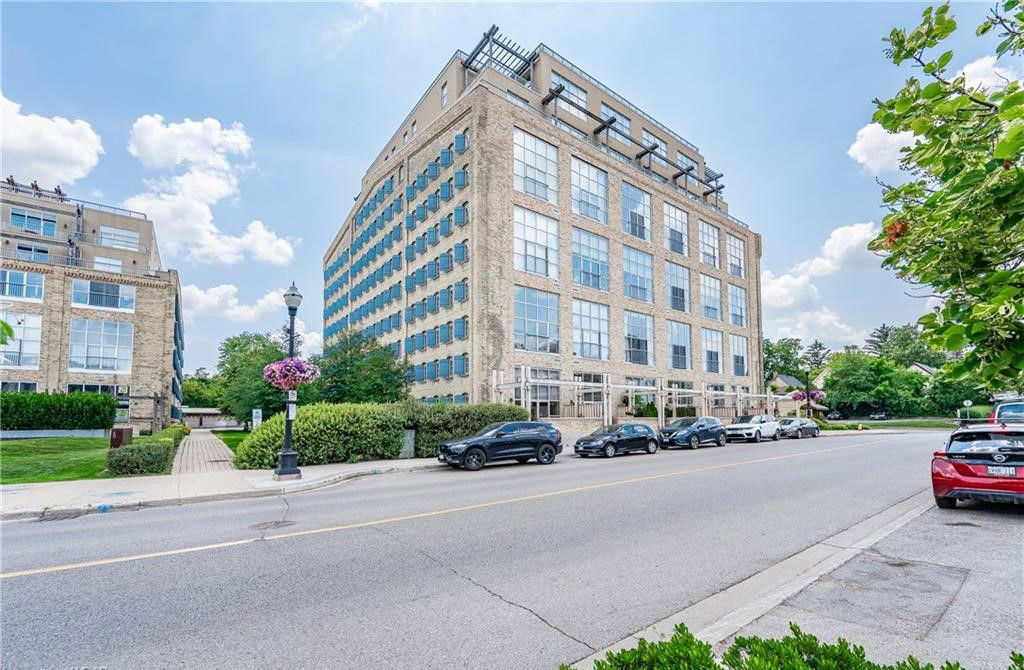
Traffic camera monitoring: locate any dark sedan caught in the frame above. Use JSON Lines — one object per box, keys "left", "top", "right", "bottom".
{"left": 779, "top": 417, "right": 819, "bottom": 439}
{"left": 659, "top": 416, "right": 726, "bottom": 449}
{"left": 574, "top": 424, "right": 659, "bottom": 458}
{"left": 438, "top": 421, "right": 562, "bottom": 471}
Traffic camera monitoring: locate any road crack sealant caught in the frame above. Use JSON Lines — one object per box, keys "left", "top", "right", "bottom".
{"left": 372, "top": 525, "right": 596, "bottom": 653}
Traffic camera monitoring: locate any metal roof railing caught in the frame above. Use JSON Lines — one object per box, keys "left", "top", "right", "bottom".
{"left": 1, "top": 181, "right": 148, "bottom": 220}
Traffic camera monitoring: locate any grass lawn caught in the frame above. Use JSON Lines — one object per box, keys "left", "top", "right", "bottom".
{"left": 1, "top": 437, "right": 111, "bottom": 485}
{"left": 211, "top": 430, "right": 250, "bottom": 453}
{"left": 855, "top": 418, "right": 959, "bottom": 430}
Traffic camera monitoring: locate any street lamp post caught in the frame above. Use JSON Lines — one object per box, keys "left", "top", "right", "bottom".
{"left": 274, "top": 282, "right": 303, "bottom": 480}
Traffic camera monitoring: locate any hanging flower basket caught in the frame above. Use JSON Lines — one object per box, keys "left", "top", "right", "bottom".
{"left": 263, "top": 357, "right": 321, "bottom": 390}
{"left": 791, "top": 390, "right": 826, "bottom": 402}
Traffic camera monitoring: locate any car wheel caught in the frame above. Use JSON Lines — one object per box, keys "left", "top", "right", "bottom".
{"left": 813, "top": 428, "right": 820, "bottom": 438}
{"left": 716, "top": 433, "right": 726, "bottom": 447}
{"left": 604, "top": 443, "right": 616, "bottom": 458}
{"left": 516, "top": 457, "right": 530, "bottom": 464}
{"left": 772, "top": 430, "right": 781, "bottom": 441}
{"left": 646, "top": 439, "right": 659, "bottom": 454}
{"left": 537, "top": 443, "right": 557, "bottom": 465}
{"left": 689, "top": 434, "right": 700, "bottom": 450}
{"left": 749, "top": 431, "right": 761, "bottom": 443}
{"left": 935, "top": 496, "right": 957, "bottom": 509}
{"left": 463, "top": 448, "right": 485, "bottom": 472}
{"left": 795, "top": 428, "right": 803, "bottom": 439}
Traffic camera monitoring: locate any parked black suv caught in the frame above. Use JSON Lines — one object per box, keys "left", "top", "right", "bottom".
{"left": 574, "top": 424, "right": 659, "bottom": 457}
{"left": 438, "top": 422, "right": 562, "bottom": 471}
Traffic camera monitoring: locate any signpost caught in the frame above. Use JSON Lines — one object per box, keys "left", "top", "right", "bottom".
{"left": 252, "top": 408, "right": 263, "bottom": 429}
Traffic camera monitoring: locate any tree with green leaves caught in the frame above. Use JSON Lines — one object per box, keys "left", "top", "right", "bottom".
{"left": 318, "top": 330, "right": 409, "bottom": 404}
{"left": 879, "top": 324, "right": 948, "bottom": 368}
{"left": 182, "top": 367, "right": 223, "bottom": 407}
{"left": 803, "top": 340, "right": 831, "bottom": 369}
{"left": 763, "top": 337, "right": 804, "bottom": 387}
{"left": 824, "top": 351, "right": 929, "bottom": 416}
{"left": 864, "top": 324, "right": 896, "bottom": 356}
{"left": 867, "top": 1, "right": 1024, "bottom": 389}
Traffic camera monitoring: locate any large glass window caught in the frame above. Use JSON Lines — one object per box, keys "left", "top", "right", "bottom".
{"left": 621, "top": 181, "right": 652, "bottom": 241}
{"left": 641, "top": 129, "right": 668, "bottom": 168}
{"left": 514, "top": 367, "right": 561, "bottom": 418}
{"left": 676, "top": 152, "right": 699, "bottom": 189}
{"left": 514, "top": 286, "right": 559, "bottom": 353}
{"left": 572, "top": 299, "right": 609, "bottom": 360}
{"left": 700, "top": 274, "right": 721, "bottom": 320}
{"left": 664, "top": 202, "right": 688, "bottom": 255}
{"left": 571, "top": 227, "right": 609, "bottom": 291}
{"left": 623, "top": 246, "right": 653, "bottom": 302}
{"left": 0, "top": 312, "right": 41, "bottom": 367}
{"left": 94, "top": 256, "right": 122, "bottom": 273}
{"left": 551, "top": 71, "right": 587, "bottom": 120}
{"left": 67, "top": 384, "right": 131, "bottom": 421}
{"left": 1, "top": 381, "right": 37, "bottom": 392}
{"left": 72, "top": 279, "right": 136, "bottom": 310}
{"left": 440, "top": 82, "right": 448, "bottom": 108}
{"left": 513, "top": 206, "right": 559, "bottom": 279}
{"left": 10, "top": 208, "right": 57, "bottom": 237}
{"left": 16, "top": 244, "right": 48, "bottom": 262}
{"left": 624, "top": 311, "right": 654, "bottom": 365}
{"left": 731, "top": 334, "right": 749, "bottom": 376}
{"left": 699, "top": 220, "right": 720, "bottom": 267}
{"left": 703, "top": 328, "right": 723, "bottom": 374}
{"left": 729, "top": 284, "right": 747, "bottom": 327}
{"left": 99, "top": 226, "right": 141, "bottom": 251}
{"left": 69, "top": 318, "right": 134, "bottom": 372}
{"left": 601, "top": 103, "right": 631, "bottom": 144}
{"left": 513, "top": 128, "right": 559, "bottom": 204}
{"left": 0, "top": 270, "right": 44, "bottom": 300}
{"left": 726, "top": 233, "right": 746, "bottom": 278}
{"left": 575, "top": 372, "right": 605, "bottom": 403}
{"left": 665, "top": 261, "right": 689, "bottom": 312}
{"left": 668, "top": 320, "right": 691, "bottom": 370}
{"left": 571, "top": 157, "right": 608, "bottom": 224}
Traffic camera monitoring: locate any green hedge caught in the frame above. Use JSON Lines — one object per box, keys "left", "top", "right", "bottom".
{"left": 233, "top": 401, "right": 529, "bottom": 468}
{"left": 396, "top": 401, "right": 529, "bottom": 458}
{"left": 234, "top": 403, "right": 406, "bottom": 469}
{"left": 107, "top": 424, "right": 190, "bottom": 476}
{"left": 563, "top": 623, "right": 1022, "bottom": 670}
{"left": 0, "top": 392, "right": 117, "bottom": 430}
{"left": 812, "top": 417, "right": 869, "bottom": 431}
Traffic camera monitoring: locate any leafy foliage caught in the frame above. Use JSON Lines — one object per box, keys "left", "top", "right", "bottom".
{"left": 182, "top": 367, "right": 222, "bottom": 407}
{"left": 561, "top": 622, "right": 1018, "bottom": 670}
{"left": 867, "top": 2, "right": 1024, "bottom": 389}
{"left": 824, "top": 351, "right": 930, "bottom": 416}
{"left": 804, "top": 340, "right": 832, "bottom": 368}
{"left": 763, "top": 337, "right": 805, "bottom": 387}
{"left": 865, "top": 324, "right": 897, "bottom": 356}
{"left": 106, "top": 424, "right": 190, "bottom": 476}
{"left": 0, "top": 392, "right": 117, "bottom": 430}
{"left": 0, "top": 318, "right": 13, "bottom": 345}
{"left": 216, "top": 332, "right": 320, "bottom": 424}
{"left": 879, "top": 324, "right": 948, "bottom": 368}
{"left": 317, "top": 330, "right": 409, "bottom": 404}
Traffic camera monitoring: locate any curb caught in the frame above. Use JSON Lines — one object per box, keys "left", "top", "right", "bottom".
{"left": 1, "top": 462, "right": 448, "bottom": 522}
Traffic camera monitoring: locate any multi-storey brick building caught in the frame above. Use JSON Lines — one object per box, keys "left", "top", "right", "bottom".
{"left": 1, "top": 180, "right": 184, "bottom": 431}
{"left": 322, "top": 27, "right": 764, "bottom": 420}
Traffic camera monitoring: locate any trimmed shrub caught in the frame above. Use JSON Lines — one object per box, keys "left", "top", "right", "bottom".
{"left": 812, "top": 417, "right": 867, "bottom": 431}
{"left": 1, "top": 392, "right": 117, "bottom": 430}
{"left": 234, "top": 403, "right": 405, "bottom": 469}
{"left": 396, "top": 401, "right": 529, "bottom": 457}
{"left": 107, "top": 424, "right": 190, "bottom": 476}
{"left": 560, "top": 623, "right": 1020, "bottom": 670}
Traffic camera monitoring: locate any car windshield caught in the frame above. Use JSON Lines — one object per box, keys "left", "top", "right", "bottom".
{"left": 474, "top": 423, "right": 506, "bottom": 437}
{"left": 995, "top": 403, "right": 1024, "bottom": 420}
{"left": 668, "top": 418, "right": 696, "bottom": 428}
{"left": 947, "top": 432, "right": 1024, "bottom": 453}
{"left": 591, "top": 425, "right": 619, "bottom": 435}
{"left": 733, "top": 416, "right": 755, "bottom": 424}
{"left": 779, "top": 419, "right": 795, "bottom": 425}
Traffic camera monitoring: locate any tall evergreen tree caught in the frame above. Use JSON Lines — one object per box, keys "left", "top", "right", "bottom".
{"left": 864, "top": 324, "right": 895, "bottom": 355}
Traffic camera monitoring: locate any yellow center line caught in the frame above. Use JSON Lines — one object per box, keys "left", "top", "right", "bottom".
{"left": 1, "top": 437, "right": 895, "bottom": 579}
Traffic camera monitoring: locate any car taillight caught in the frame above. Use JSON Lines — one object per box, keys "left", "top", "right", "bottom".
{"left": 989, "top": 411, "right": 996, "bottom": 423}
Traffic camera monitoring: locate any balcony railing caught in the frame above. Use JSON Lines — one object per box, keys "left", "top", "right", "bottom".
{"left": 72, "top": 230, "right": 149, "bottom": 254}
{"left": 1, "top": 181, "right": 148, "bottom": 220}
{"left": 0, "top": 247, "right": 167, "bottom": 279}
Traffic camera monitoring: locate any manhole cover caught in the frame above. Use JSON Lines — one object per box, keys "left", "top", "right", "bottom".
{"left": 944, "top": 521, "right": 980, "bottom": 527}
{"left": 250, "top": 520, "right": 297, "bottom": 531}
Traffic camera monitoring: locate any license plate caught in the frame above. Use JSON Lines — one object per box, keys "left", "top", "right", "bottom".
{"left": 987, "top": 465, "right": 1016, "bottom": 477}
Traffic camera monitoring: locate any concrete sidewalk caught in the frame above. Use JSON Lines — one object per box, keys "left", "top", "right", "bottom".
{"left": 0, "top": 456, "right": 444, "bottom": 521}
{"left": 171, "top": 429, "right": 236, "bottom": 474}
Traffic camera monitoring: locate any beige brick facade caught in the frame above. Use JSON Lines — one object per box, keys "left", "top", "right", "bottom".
{"left": 1, "top": 183, "right": 184, "bottom": 431}
{"left": 324, "top": 32, "right": 764, "bottom": 417}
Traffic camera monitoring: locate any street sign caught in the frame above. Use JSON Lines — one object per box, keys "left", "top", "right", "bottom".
{"left": 287, "top": 404, "right": 296, "bottom": 420}
{"left": 252, "top": 408, "right": 263, "bottom": 428}
{"left": 963, "top": 399, "right": 973, "bottom": 407}
{"left": 287, "top": 390, "right": 297, "bottom": 401}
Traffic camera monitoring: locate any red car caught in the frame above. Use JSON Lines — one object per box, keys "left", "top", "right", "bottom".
{"left": 932, "top": 423, "right": 1024, "bottom": 508}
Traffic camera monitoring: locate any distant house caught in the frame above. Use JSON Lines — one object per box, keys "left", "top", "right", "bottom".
{"left": 812, "top": 368, "right": 830, "bottom": 389}
{"left": 768, "top": 374, "right": 806, "bottom": 393}
{"left": 907, "top": 362, "right": 938, "bottom": 376}
{"left": 182, "top": 407, "right": 241, "bottom": 429}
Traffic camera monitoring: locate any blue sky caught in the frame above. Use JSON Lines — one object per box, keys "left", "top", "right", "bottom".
{"left": 3, "top": 2, "right": 1017, "bottom": 372}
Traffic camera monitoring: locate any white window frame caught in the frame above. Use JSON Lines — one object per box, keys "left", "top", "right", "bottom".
{"left": 623, "top": 245, "right": 653, "bottom": 302}
{"left": 601, "top": 103, "right": 631, "bottom": 144}
{"left": 99, "top": 225, "right": 140, "bottom": 251}
{"left": 664, "top": 202, "right": 689, "bottom": 256}
{"left": 624, "top": 311, "right": 654, "bottom": 366}
{"left": 700, "top": 274, "right": 722, "bottom": 321}
{"left": 726, "top": 233, "right": 746, "bottom": 278}
{"left": 571, "top": 156, "right": 608, "bottom": 224}
{"left": 9, "top": 207, "right": 57, "bottom": 237}
{"left": 68, "top": 318, "right": 134, "bottom": 373}
{"left": 93, "top": 256, "right": 123, "bottom": 273}
{"left": 571, "top": 227, "right": 609, "bottom": 291}
{"left": 703, "top": 328, "right": 723, "bottom": 374}
{"left": 729, "top": 284, "right": 747, "bottom": 327}
{"left": 731, "top": 334, "right": 749, "bottom": 376}
{"left": 665, "top": 261, "right": 690, "bottom": 312}
{"left": 513, "top": 128, "right": 559, "bottom": 204}
{"left": 513, "top": 285, "right": 560, "bottom": 354}
{"left": 572, "top": 299, "right": 609, "bottom": 360}
{"left": 621, "top": 181, "right": 652, "bottom": 241}
{"left": 0, "top": 311, "right": 42, "bottom": 369}
{"left": 551, "top": 71, "right": 588, "bottom": 120}
{"left": 71, "top": 278, "right": 136, "bottom": 312}
{"left": 668, "top": 320, "right": 691, "bottom": 370}
{"left": 642, "top": 129, "right": 668, "bottom": 168}
{"left": 0, "top": 270, "right": 44, "bottom": 302}
{"left": 513, "top": 206, "right": 559, "bottom": 280}
{"left": 440, "top": 82, "right": 448, "bottom": 108}
{"left": 699, "top": 220, "right": 720, "bottom": 268}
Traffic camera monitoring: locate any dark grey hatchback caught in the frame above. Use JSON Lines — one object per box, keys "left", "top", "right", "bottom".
{"left": 574, "top": 424, "right": 659, "bottom": 458}
{"left": 438, "top": 421, "right": 563, "bottom": 471}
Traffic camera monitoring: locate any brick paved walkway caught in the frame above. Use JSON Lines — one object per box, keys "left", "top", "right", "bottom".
{"left": 172, "top": 429, "right": 237, "bottom": 474}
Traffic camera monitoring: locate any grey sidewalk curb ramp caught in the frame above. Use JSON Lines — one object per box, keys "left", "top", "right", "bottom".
{"left": 2, "top": 462, "right": 448, "bottom": 522}
{"left": 571, "top": 488, "right": 934, "bottom": 669}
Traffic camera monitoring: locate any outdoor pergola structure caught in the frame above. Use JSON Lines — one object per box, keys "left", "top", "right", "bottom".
{"left": 491, "top": 368, "right": 789, "bottom": 426}
{"left": 461, "top": 26, "right": 728, "bottom": 209}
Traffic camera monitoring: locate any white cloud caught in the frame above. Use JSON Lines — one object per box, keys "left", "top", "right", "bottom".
{"left": 1, "top": 93, "right": 104, "bottom": 186}
{"left": 959, "top": 55, "right": 1021, "bottom": 91}
{"left": 124, "top": 114, "right": 295, "bottom": 265}
{"left": 181, "top": 283, "right": 284, "bottom": 322}
{"left": 791, "top": 222, "right": 880, "bottom": 277}
{"left": 761, "top": 270, "right": 819, "bottom": 311}
{"left": 771, "top": 307, "right": 868, "bottom": 346}
{"left": 847, "top": 123, "right": 914, "bottom": 175}
{"left": 293, "top": 319, "right": 324, "bottom": 357}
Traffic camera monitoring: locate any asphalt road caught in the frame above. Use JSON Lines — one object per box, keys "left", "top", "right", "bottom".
{"left": 1, "top": 431, "right": 948, "bottom": 669}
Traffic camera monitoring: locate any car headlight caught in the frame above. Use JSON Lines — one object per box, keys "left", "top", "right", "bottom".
{"left": 448, "top": 443, "right": 467, "bottom": 452}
